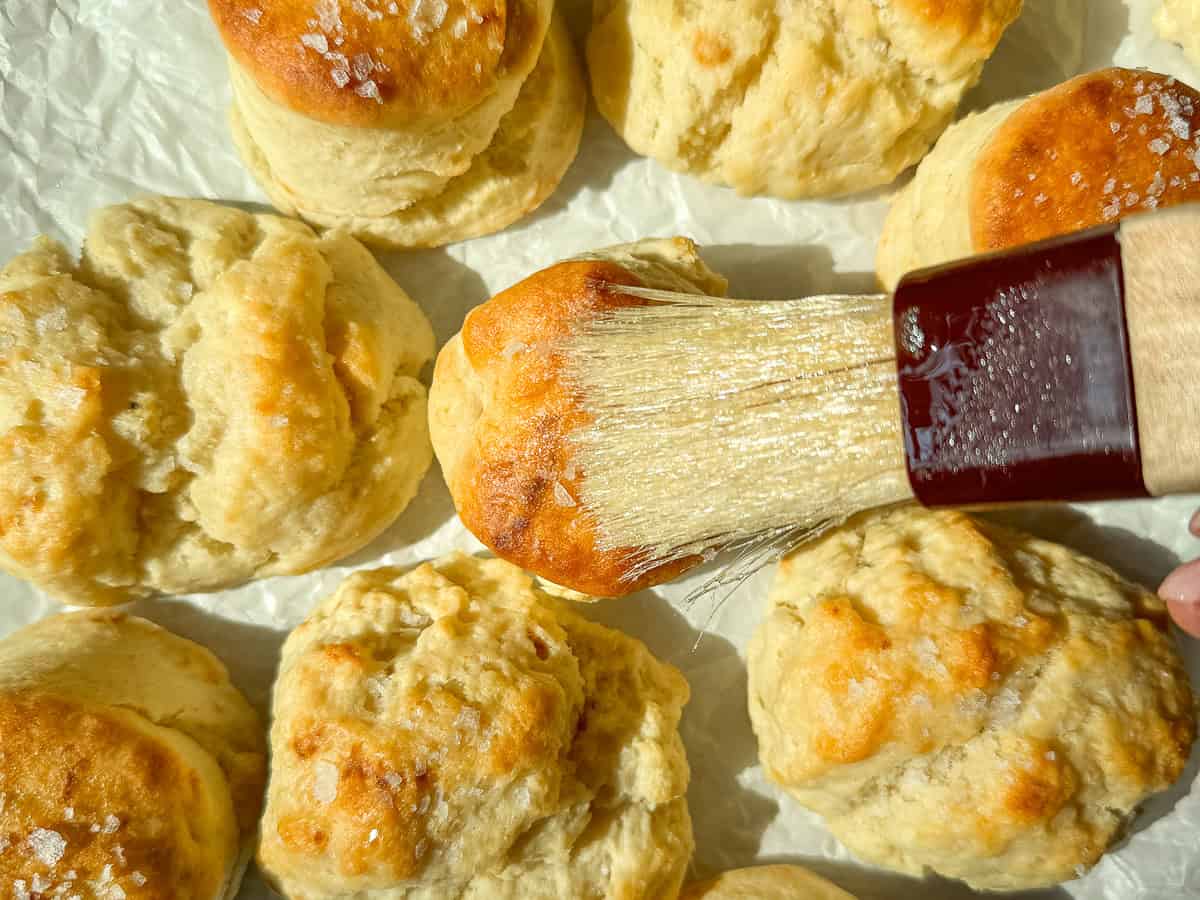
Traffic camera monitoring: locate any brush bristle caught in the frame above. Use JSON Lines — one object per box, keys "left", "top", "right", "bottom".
{"left": 562, "top": 287, "right": 912, "bottom": 578}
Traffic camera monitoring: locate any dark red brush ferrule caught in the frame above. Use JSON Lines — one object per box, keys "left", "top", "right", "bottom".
{"left": 893, "top": 225, "right": 1149, "bottom": 507}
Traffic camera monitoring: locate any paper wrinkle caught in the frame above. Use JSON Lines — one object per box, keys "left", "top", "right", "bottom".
{"left": 0, "top": 1, "right": 1197, "bottom": 898}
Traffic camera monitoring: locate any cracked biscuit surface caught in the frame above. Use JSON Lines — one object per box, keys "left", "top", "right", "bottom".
{"left": 749, "top": 506, "right": 1196, "bottom": 890}
{"left": 587, "top": 0, "right": 1021, "bottom": 198}
{"left": 258, "top": 552, "right": 693, "bottom": 899}
{"left": 0, "top": 196, "right": 434, "bottom": 605}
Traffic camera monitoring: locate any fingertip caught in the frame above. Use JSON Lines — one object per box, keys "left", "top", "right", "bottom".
{"left": 1189, "top": 508, "right": 1200, "bottom": 537}
{"left": 1166, "top": 597, "right": 1200, "bottom": 639}
{"left": 1160, "top": 560, "right": 1200, "bottom": 638}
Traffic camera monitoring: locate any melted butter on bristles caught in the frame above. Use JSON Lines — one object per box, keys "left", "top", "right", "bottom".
{"left": 560, "top": 286, "right": 912, "bottom": 581}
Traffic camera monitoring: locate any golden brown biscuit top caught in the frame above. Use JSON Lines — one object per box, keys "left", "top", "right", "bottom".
{"left": 442, "top": 260, "right": 695, "bottom": 597}
{"left": 208, "top": 0, "right": 548, "bottom": 127}
{"left": 0, "top": 693, "right": 236, "bottom": 899}
{"left": 971, "top": 67, "right": 1200, "bottom": 252}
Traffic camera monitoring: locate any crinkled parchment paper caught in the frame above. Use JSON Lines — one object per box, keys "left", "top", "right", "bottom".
{"left": 1, "top": 1, "right": 1197, "bottom": 897}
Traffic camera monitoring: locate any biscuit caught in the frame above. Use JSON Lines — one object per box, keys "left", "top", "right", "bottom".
{"left": 257, "top": 552, "right": 693, "bottom": 899}
{"left": 587, "top": 0, "right": 1021, "bottom": 198}
{"left": 748, "top": 506, "right": 1196, "bottom": 890}
{"left": 0, "top": 196, "right": 434, "bottom": 604}
{"left": 681, "top": 865, "right": 856, "bottom": 900}
{"left": 878, "top": 67, "right": 1200, "bottom": 288}
{"left": 0, "top": 610, "right": 266, "bottom": 899}
{"left": 1156, "top": 0, "right": 1200, "bottom": 67}
{"left": 210, "top": 1, "right": 585, "bottom": 247}
{"left": 428, "top": 237, "right": 728, "bottom": 597}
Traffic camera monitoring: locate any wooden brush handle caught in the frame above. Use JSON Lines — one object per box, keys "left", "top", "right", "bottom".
{"left": 892, "top": 207, "right": 1200, "bottom": 507}
{"left": 1120, "top": 207, "right": 1200, "bottom": 496}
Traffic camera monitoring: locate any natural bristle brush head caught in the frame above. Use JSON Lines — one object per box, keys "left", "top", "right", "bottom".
{"left": 562, "top": 289, "right": 911, "bottom": 577}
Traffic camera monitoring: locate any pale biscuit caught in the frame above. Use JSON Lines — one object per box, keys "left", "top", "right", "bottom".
{"left": 878, "top": 67, "right": 1200, "bottom": 288}
{"left": 0, "top": 609, "right": 266, "bottom": 900}
{"left": 1156, "top": 0, "right": 1200, "bottom": 67}
{"left": 587, "top": 0, "right": 1021, "bottom": 198}
{"left": 681, "top": 865, "right": 856, "bottom": 899}
{"left": 0, "top": 196, "right": 434, "bottom": 605}
{"left": 428, "top": 237, "right": 728, "bottom": 597}
{"left": 748, "top": 506, "right": 1196, "bottom": 890}
{"left": 258, "top": 552, "right": 693, "bottom": 899}
{"left": 211, "top": 1, "right": 584, "bottom": 247}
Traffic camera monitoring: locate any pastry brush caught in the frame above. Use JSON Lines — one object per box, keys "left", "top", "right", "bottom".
{"left": 561, "top": 206, "right": 1200, "bottom": 581}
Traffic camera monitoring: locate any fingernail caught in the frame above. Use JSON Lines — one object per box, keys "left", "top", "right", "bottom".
{"left": 1160, "top": 563, "right": 1200, "bottom": 638}
{"left": 1189, "top": 509, "right": 1200, "bottom": 536}
{"left": 1160, "top": 562, "right": 1200, "bottom": 603}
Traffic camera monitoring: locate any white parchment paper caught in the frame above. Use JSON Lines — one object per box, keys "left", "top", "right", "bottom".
{"left": 1, "top": 1, "right": 1197, "bottom": 897}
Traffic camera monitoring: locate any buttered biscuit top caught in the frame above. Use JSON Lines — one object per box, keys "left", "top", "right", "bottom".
{"left": 209, "top": 0, "right": 585, "bottom": 248}
{"left": 209, "top": 0, "right": 551, "bottom": 128}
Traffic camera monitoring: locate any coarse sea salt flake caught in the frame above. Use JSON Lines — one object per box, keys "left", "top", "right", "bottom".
{"left": 30, "top": 875, "right": 51, "bottom": 893}
{"left": 1110, "top": 121, "right": 1120, "bottom": 133}
{"left": 36, "top": 307, "right": 68, "bottom": 333}
{"left": 332, "top": 68, "right": 351, "bottom": 87}
{"left": 28, "top": 828, "right": 67, "bottom": 866}
{"left": 452, "top": 16, "right": 467, "bottom": 38}
{"left": 313, "top": 761, "right": 340, "bottom": 803}
{"left": 408, "top": 0, "right": 448, "bottom": 37}
{"left": 368, "top": 828, "right": 380, "bottom": 843}
{"left": 243, "top": 7, "right": 263, "bottom": 23}
{"left": 1135, "top": 94, "right": 1154, "bottom": 115}
{"left": 102, "top": 815, "right": 120, "bottom": 834}
{"left": 301, "top": 32, "right": 329, "bottom": 53}
{"left": 131, "top": 872, "right": 147, "bottom": 887}
{"left": 351, "top": 52, "right": 375, "bottom": 80}
{"left": 315, "top": 0, "right": 344, "bottom": 34}
{"left": 1149, "top": 138, "right": 1171, "bottom": 155}
{"left": 1070, "top": 171, "right": 1083, "bottom": 186}
{"left": 355, "top": 79, "right": 383, "bottom": 102}
{"left": 1103, "top": 177, "right": 1117, "bottom": 194}
{"left": 455, "top": 707, "right": 481, "bottom": 731}
{"left": 553, "top": 481, "right": 576, "bottom": 507}
{"left": 353, "top": 0, "right": 384, "bottom": 20}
